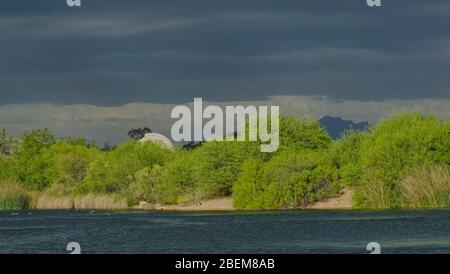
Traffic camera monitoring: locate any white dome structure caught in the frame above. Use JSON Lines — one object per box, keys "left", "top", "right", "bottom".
{"left": 139, "top": 133, "right": 174, "bottom": 150}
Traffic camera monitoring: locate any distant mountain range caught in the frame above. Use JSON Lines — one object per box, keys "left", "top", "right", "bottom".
{"left": 319, "top": 116, "right": 369, "bottom": 139}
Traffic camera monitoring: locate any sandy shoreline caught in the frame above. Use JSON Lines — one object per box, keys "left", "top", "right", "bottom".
{"left": 306, "top": 188, "right": 354, "bottom": 210}
{"left": 152, "top": 197, "right": 234, "bottom": 211}
{"left": 143, "top": 188, "right": 354, "bottom": 211}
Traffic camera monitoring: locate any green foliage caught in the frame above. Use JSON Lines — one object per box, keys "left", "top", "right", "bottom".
{"left": 0, "top": 157, "right": 14, "bottom": 181}
{"left": 39, "top": 142, "right": 101, "bottom": 195}
{"left": 156, "top": 141, "right": 260, "bottom": 204}
{"left": 2, "top": 112, "right": 448, "bottom": 210}
{"left": 329, "top": 130, "right": 366, "bottom": 187}
{"left": 156, "top": 151, "right": 196, "bottom": 204}
{"left": 232, "top": 158, "right": 266, "bottom": 209}
{"left": 11, "top": 129, "right": 56, "bottom": 190}
{"left": 279, "top": 116, "right": 331, "bottom": 151}
{"left": 233, "top": 150, "right": 338, "bottom": 209}
{"left": 190, "top": 141, "right": 259, "bottom": 199}
{"left": 355, "top": 113, "right": 450, "bottom": 208}
{"left": 79, "top": 141, "right": 174, "bottom": 194}
{"left": 127, "top": 165, "right": 163, "bottom": 204}
{"left": 233, "top": 117, "right": 336, "bottom": 209}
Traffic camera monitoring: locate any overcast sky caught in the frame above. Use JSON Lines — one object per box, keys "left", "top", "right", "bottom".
{"left": 1, "top": 0, "right": 449, "bottom": 142}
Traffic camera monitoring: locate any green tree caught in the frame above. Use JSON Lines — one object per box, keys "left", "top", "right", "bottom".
{"left": 12, "top": 129, "right": 56, "bottom": 190}
{"left": 128, "top": 127, "right": 152, "bottom": 140}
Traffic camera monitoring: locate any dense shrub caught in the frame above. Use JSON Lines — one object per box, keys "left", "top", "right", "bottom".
{"left": 79, "top": 141, "right": 174, "bottom": 194}
{"left": 355, "top": 113, "right": 450, "bottom": 208}
{"left": 40, "top": 142, "right": 101, "bottom": 195}
{"left": 233, "top": 150, "right": 338, "bottom": 209}
{"left": 0, "top": 157, "right": 14, "bottom": 181}
{"left": 329, "top": 130, "right": 366, "bottom": 187}
{"left": 156, "top": 151, "right": 196, "bottom": 204}
{"left": 11, "top": 129, "right": 56, "bottom": 190}
{"left": 190, "top": 141, "right": 259, "bottom": 199}
{"left": 279, "top": 116, "right": 332, "bottom": 151}
{"left": 231, "top": 158, "right": 266, "bottom": 209}
{"left": 127, "top": 165, "right": 163, "bottom": 204}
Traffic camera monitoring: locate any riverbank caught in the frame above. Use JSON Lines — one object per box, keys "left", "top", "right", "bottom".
{"left": 152, "top": 197, "right": 235, "bottom": 211}
{"left": 147, "top": 188, "right": 354, "bottom": 211}
{"left": 8, "top": 188, "right": 355, "bottom": 211}
{"left": 306, "top": 188, "right": 353, "bottom": 210}
{"left": 10, "top": 188, "right": 358, "bottom": 212}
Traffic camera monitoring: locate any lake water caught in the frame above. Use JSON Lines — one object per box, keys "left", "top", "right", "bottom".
{"left": 1, "top": 210, "right": 450, "bottom": 254}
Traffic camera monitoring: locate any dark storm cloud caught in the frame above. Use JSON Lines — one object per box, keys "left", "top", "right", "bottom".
{"left": 0, "top": 0, "right": 449, "bottom": 105}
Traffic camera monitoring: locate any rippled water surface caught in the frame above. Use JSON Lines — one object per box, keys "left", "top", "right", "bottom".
{"left": 1, "top": 210, "right": 450, "bottom": 253}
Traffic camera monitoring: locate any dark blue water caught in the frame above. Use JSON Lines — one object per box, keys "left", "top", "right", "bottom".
{"left": 1, "top": 210, "right": 450, "bottom": 254}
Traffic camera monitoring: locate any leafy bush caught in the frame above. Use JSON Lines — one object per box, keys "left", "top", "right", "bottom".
{"left": 40, "top": 142, "right": 101, "bottom": 195}
{"left": 156, "top": 141, "right": 260, "bottom": 204}
{"left": 79, "top": 141, "right": 173, "bottom": 194}
{"left": 127, "top": 165, "right": 163, "bottom": 204}
{"left": 231, "top": 158, "right": 266, "bottom": 209}
{"left": 329, "top": 130, "right": 366, "bottom": 187}
{"left": 0, "top": 157, "right": 14, "bottom": 181}
{"left": 400, "top": 165, "right": 450, "bottom": 208}
{"left": 11, "top": 129, "right": 56, "bottom": 190}
{"left": 190, "top": 141, "right": 259, "bottom": 199}
{"left": 243, "top": 115, "right": 331, "bottom": 156}
{"left": 233, "top": 150, "right": 338, "bottom": 209}
{"left": 356, "top": 113, "right": 450, "bottom": 208}
{"left": 156, "top": 151, "right": 196, "bottom": 204}
{"left": 279, "top": 116, "right": 331, "bottom": 151}
{"left": 0, "top": 181, "right": 31, "bottom": 210}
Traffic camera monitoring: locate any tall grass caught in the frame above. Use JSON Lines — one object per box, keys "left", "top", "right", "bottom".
{"left": 32, "top": 193, "right": 129, "bottom": 210}
{"left": 400, "top": 165, "right": 450, "bottom": 208}
{"left": 0, "top": 182, "right": 31, "bottom": 210}
{"left": 355, "top": 180, "right": 395, "bottom": 209}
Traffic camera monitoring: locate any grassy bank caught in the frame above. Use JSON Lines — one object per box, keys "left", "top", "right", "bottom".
{"left": 0, "top": 182, "right": 129, "bottom": 210}
{"left": 0, "top": 182, "right": 30, "bottom": 210}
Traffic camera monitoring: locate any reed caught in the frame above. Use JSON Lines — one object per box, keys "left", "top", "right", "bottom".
{"left": 358, "top": 180, "right": 395, "bottom": 209}
{"left": 0, "top": 182, "right": 31, "bottom": 210}
{"left": 32, "top": 193, "right": 129, "bottom": 210}
{"left": 400, "top": 165, "right": 450, "bottom": 208}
